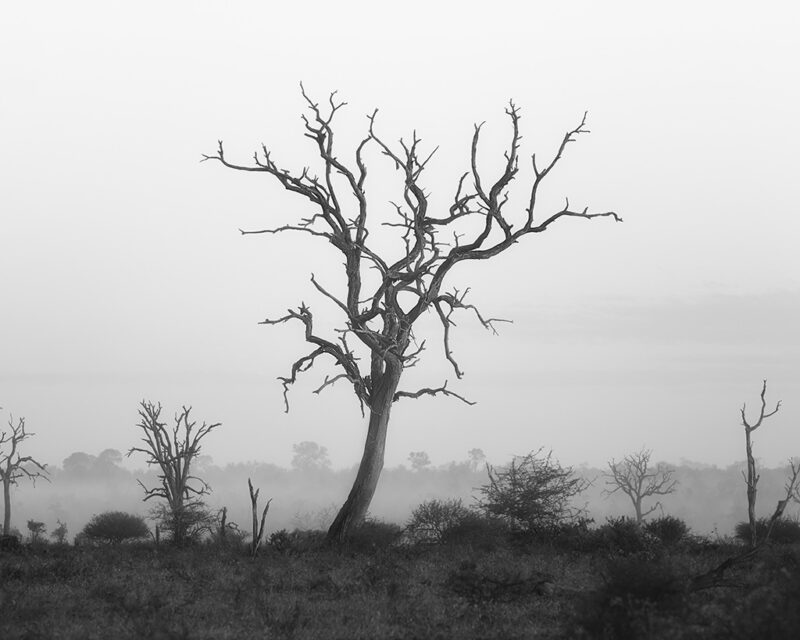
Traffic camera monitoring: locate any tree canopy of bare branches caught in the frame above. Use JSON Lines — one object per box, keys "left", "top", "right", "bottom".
{"left": 204, "top": 86, "right": 620, "bottom": 542}
{"left": 128, "top": 400, "right": 220, "bottom": 545}
{"left": 1, "top": 413, "right": 49, "bottom": 536}
{"left": 604, "top": 447, "right": 677, "bottom": 523}
{"left": 739, "top": 380, "right": 781, "bottom": 548}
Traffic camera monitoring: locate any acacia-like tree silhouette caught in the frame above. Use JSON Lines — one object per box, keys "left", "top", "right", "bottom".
{"left": 291, "top": 441, "right": 331, "bottom": 471}
{"left": 604, "top": 447, "right": 677, "bottom": 523}
{"left": 0, "top": 413, "right": 49, "bottom": 536}
{"left": 203, "top": 86, "right": 621, "bottom": 542}
{"left": 128, "top": 401, "right": 220, "bottom": 545}
{"left": 478, "top": 448, "right": 589, "bottom": 532}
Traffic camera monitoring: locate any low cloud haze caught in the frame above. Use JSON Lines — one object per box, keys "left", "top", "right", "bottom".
{"left": 1, "top": 2, "right": 798, "bottom": 533}
{"left": 8, "top": 450, "right": 798, "bottom": 545}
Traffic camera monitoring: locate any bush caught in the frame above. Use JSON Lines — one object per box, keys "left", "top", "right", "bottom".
{"left": 345, "top": 518, "right": 403, "bottom": 552}
{"left": 406, "top": 498, "right": 472, "bottom": 544}
{"left": 208, "top": 510, "right": 248, "bottom": 550}
{"left": 477, "top": 448, "right": 589, "bottom": 533}
{"left": 50, "top": 520, "right": 69, "bottom": 545}
{"left": 530, "top": 516, "right": 597, "bottom": 551}
{"left": 446, "top": 559, "right": 554, "bottom": 605}
{"left": 440, "top": 512, "right": 510, "bottom": 550}
{"left": 705, "top": 547, "right": 800, "bottom": 639}
{"left": 644, "top": 515, "right": 689, "bottom": 547}
{"left": 82, "top": 511, "right": 150, "bottom": 544}
{"left": 577, "top": 554, "right": 687, "bottom": 638}
{"left": 27, "top": 519, "right": 47, "bottom": 544}
{"left": 735, "top": 517, "right": 800, "bottom": 545}
{"left": 0, "top": 534, "right": 21, "bottom": 551}
{"left": 151, "top": 501, "right": 215, "bottom": 545}
{"left": 597, "top": 517, "right": 660, "bottom": 556}
{"left": 269, "top": 528, "right": 326, "bottom": 554}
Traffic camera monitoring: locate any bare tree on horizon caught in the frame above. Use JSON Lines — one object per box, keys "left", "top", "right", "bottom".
{"left": 604, "top": 447, "right": 677, "bottom": 523}
{"left": 739, "top": 380, "right": 781, "bottom": 548}
{"left": 203, "top": 86, "right": 621, "bottom": 542}
{"left": 0, "top": 413, "right": 49, "bottom": 537}
{"left": 128, "top": 400, "right": 221, "bottom": 545}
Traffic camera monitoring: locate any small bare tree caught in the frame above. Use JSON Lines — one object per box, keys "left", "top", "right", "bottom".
{"left": 0, "top": 414, "right": 49, "bottom": 536}
{"left": 248, "top": 478, "right": 271, "bottom": 557}
{"left": 204, "top": 87, "right": 621, "bottom": 542}
{"left": 604, "top": 447, "right": 677, "bottom": 523}
{"left": 128, "top": 400, "right": 220, "bottom": 545}
{"left": 739, "top": 380, "right": 781, "bottom": 548}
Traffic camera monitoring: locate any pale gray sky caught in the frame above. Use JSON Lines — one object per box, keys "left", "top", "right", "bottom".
{"left": 1, "top": 1, "right": 799, "bottom": 470}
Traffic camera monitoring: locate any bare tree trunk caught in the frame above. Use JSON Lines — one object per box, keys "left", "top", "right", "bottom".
{"left": 327, "top": 364, "right": 402, "bottom": 543}
{"left": 745, "top": 428, "right": 758, "bottom": 548}
{"left": 2, "top": 477, "right": 10, "bottom": 535}
{"left": 737, "top": 381, "right": 780, "bottom": 549}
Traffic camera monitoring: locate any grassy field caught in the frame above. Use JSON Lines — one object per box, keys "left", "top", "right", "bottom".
{"left": 2, "top": 529, "right": 799, "bottom": 640}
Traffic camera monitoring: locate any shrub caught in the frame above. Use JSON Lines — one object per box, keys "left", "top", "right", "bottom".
{"left": 477, "top": 448, "right": 589, "bottom": 533}
{"left": 597, "top": 517, "right": 660, "bottom": 556}
{"left": 208, "top": 509, "right": 248, "bottom": 550}
{"left": 82, "top": 511, "right": 150, "bottom": 544}
{"left": 644, "top": 515, "right": 689, "bottom": 547}
{"left": 406, "top": 498, "right": 472, "bottom": 544}
{"left": 345, "top": 518, "right": 403, "bottom": 552}
{"left": 534, "top": 516, "right": 597, "bottom": 551}
{"left": 577, "top": 554, "right": 687, "bottom": 638}
{"left": 27, "top": 519, "right": 47, "bottom": 544}
{"left": 445, "top": 559, "right": 554, "bottom": 604}
{"left": 50, "top": 520, "right": 69, "bottom": 545}
{"left": 705, "top": 547, "right": 800, "bottom": 639}
{"left": 735, "top": 517, "right": 800, "bottom": 545}
{"left": 268, "top": 528, "right": 326, "bottom": 554}
{"left": 0, "top": 534, "right": 20, "bottom": 551}
{"left": 151, "top": 501, "right": 215, "bottom": 545}
{"left": 440, "top": 512, "right": 509, "bottom": 550}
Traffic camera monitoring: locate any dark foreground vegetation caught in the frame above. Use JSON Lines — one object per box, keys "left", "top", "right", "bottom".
{"left": 2, "top": 516, "right": 800, "bottom": 640}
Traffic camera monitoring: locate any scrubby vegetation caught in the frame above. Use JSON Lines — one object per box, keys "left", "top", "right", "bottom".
{"left": 2, "top": 514, "right": 799, "bottom": 639}
{"left": 735, "top": 516, "right": 800, "bottom": 546}
{"left": 478, "top": 448, "right": 589, "bottom": 533}
{"left": 2, "top": 407, "right": 798, "bottom": 638}
{"left": 80, "top": 511, "right": 150, "bottom": 545}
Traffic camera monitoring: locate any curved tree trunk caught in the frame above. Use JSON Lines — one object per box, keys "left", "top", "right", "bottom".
{"left": 327, "top": 362, "right": 402, "bottom": 543}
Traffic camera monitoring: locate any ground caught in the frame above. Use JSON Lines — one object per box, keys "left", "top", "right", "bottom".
{"left": 1, "top": 537, "right": 798, "bottom": 639}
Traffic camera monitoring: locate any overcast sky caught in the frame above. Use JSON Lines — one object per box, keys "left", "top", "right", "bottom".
{"left": 1, "top": 1, "right": 799, "bottom": 471}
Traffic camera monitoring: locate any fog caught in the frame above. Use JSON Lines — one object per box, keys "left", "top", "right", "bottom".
{"left": 2, "top": 2, "right": 799, "bottom": 538}
{"left": 8, "top": 447, "right": 798, "bottom": 543}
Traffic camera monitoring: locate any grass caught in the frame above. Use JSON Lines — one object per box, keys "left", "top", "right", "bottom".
{"left": 1, "top": 537, "right": 799, "bottom": 639}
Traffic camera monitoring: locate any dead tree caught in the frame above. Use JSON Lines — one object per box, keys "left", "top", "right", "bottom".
{"left": 691, "top": 459, "right": 800, "bottom": 591}
{"left": 604, "top": 447, "right": 677, "bottom": 523}
{"left": 739, "top": 380, "right": 781, "bottom": 548}
{"left": 203, "top": 86, "right": 621, "bottom": 542}
{"left": 128, "top": 400, "right": 220, "bottom": 545}
{"left": 248, "top": 478, "right": 271, "bottom": 557}
{"left": 0, "top": 414, "right": 49, "bottom": 536}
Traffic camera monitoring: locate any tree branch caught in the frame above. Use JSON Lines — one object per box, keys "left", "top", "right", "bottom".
{"left": 393, "top": 380, "right": 476, "bottom": 405}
